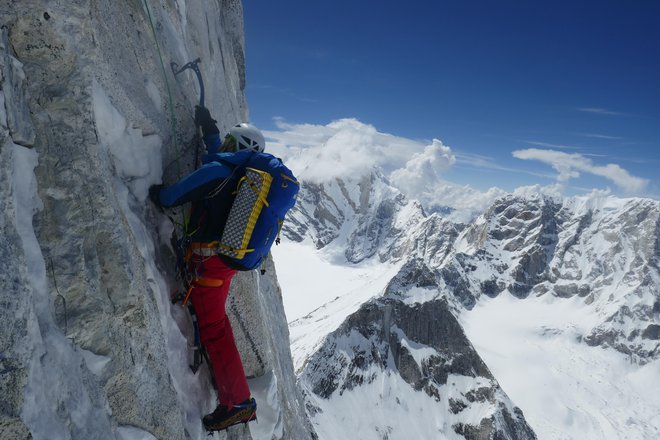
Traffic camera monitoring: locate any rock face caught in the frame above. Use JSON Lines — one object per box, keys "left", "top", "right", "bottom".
{"left": 1, "top": 1, "right": 313, "bottom": 439}
{"left": 285, "top": 172, "right": 408, "bottom": 261}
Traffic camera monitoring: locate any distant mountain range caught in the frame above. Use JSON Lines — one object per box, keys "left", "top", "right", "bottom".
{"left": 282, "top": 170, "right": 660, "bottom": 439}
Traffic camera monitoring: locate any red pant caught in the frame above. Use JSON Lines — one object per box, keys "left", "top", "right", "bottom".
{"left": 189, "top": 255, "right": 250, "bottom": 407}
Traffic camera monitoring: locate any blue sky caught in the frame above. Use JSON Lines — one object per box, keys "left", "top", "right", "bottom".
{"left": 242, "top": 1, "right": 660, "bottom": 199}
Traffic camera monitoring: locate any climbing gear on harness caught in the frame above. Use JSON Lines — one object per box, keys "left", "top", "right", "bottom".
{"left": 181, "top": 275, "right": 224, "bottom": 306}
{"left": 171, "top": 291, "right": 206, "bottom": 374}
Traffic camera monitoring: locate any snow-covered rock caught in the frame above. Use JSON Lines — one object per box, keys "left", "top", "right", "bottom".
{"left": 301, "top": 296, "right": 536, "bottom": 439}
{"left": 1, "top": 1, "right": 313, "bottom": 439}
{"left": 447, "top": 194, "right": 660, "bottom": 362}
{"left": 286, "top": 170, "right": 659, "bottom": 439}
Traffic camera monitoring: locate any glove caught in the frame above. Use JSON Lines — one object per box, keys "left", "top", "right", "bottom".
{"left": 148, "top": 184, "right": 165, "bottom": 209}
{"left": 194, "top": 106, "right": 220, "bottom": 137}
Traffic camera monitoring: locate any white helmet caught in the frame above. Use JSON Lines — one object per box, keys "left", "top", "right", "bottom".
{"left": 229, "top": 123, "right": 265, "bottom": 153}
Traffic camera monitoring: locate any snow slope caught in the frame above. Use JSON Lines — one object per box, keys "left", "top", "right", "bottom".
{"left": 273, "top": 241, "right": 403, "bottom": 371}
{"left": 462, "top": 292, "right": 660, "bottom": 440}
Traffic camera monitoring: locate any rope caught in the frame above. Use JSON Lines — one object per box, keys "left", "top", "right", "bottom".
{"left": 142, "top": 0, "right": 186, "bottom": 226}
{"left": 141, "top": 3, "right": 266, "bottom": 383}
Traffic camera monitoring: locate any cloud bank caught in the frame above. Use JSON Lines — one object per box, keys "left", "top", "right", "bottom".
{"left": 263, "top": 118, "right": 503, "bottom": 221}
{"left": 512, "top": 148, "right": 648, "bottom": 193}
{"left": 265, "top": 118, "right": 451, "bottom": 181}
{"left": 263, "top": 118, "right": 650, "bottom": 221}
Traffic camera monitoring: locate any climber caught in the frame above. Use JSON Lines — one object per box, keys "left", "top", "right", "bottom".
{"left": 148, "top": 107, "right": 266, "bottom": 432}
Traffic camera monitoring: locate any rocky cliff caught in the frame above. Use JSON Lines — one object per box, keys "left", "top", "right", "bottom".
{"left": 302, "top": 296, "right": 536, "bottom": 440}
{"left": 1, "top": 1, "right": 313, "bottom": 439}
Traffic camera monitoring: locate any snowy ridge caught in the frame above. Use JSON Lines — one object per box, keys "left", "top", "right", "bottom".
{"left": 282, "top": 171, "right": 660, "bottom": 439}
{"left": 446, "top": 194, "right": 660, "bottom": 362}
{"left": 300, "top": 296, "right": 536, "bottom": 439}
{"left": 284, "top": 170, "right": 417, "bottom": 262}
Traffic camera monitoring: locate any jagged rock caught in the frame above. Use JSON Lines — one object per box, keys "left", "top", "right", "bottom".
{"left": 0, "top": 27, "right": 36, "bottom": 147}
{"left": 383, "top": 258, "right": 438, "bottom": 298}
{"left": 453, "top": 405, "right": 536, "bottom": 440}
{"left": 440, "top": 262, "right": 477, "bottom": 309}
{"left": 291, "top": 184, "right": 659, "bottom": 438}
{"left": 642, "top": 324, "right": 660, "bottom": 340}
{"left": 301, "top": 297, "right": 536, "bottom": 439}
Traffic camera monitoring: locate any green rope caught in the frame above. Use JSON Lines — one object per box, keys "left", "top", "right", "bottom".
{"left": 142, "top": 0, "right": 186, "bottom": 226}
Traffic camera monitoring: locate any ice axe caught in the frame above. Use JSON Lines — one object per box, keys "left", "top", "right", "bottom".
{"left": 171, "top": 57, "right": 205, "bottom": 107}
{"left": 171, "top": 58, "right": 206, "bottom": 167}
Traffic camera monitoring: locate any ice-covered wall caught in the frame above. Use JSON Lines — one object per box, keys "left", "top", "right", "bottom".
{"left": 0, "top": 1, "right": 314, "bottom": 439}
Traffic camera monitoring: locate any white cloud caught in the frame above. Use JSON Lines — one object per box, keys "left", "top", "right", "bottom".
{"left": 264, "top": 118, "right": 434, "bottom": 182}
{"left": 390, "top": 139, "right": 456, "bottom": 196}
{"left": 576, "top": 107, "right": 626, "bottom": 116}
{"left": 389, "top": 141, "right": 506, "bottom": 222}
{"left": 427, "top": 183, "right": 506, "bottom": 223}
{"left": 576, "top": 133, "right": 623, "bottom": 140}
{"left": 512, "top": 183, "right": 564, "bottom": 201}
{"left": 263, "top": 118, "right": 504, "bottom": 220}
{"left": 512, "top": 148, "right": 648, "bottom": 193}
{"left": 523, "top": 140, "right": 581, "bottom": 150}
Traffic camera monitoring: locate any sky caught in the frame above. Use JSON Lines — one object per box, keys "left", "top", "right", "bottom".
{"left": 242, "top": 1, "right": 660, "bottom": 203}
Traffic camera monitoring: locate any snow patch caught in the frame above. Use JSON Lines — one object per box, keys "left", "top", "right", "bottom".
{"left": 80, "top": 349, "right": 112, "bottom": 377}
{"left": 305, "top": 368, "right": 497, "bottom": 440}
{"left": 392, "top": 325, "right": 437, "bottom": 368}
{"left": 144, "top": 79, "right": 162, "bottom": 110}
{"left": 272, "top": 241, "right": 400, "bottom": 322}
{"left": 92, "top": 81, "right": 162, "bottom": 201}
{"left": 116, "top": 425, "right": 159, "bottom": 440}
{"left": 248, "top": 371, "right": 284, "bottom": 440}
{"left": 400, "top": 286, "right": 441, "bottom": 305}
{"left": 461, "top": 292, "right": 660, "bottom": 439}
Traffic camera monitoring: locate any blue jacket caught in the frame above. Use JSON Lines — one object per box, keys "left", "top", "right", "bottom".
{"left": 159, "top": 150, "right": 253, "bottom": 207}
{"left": 158, "top": 135, "right": 254, "bottom": 243}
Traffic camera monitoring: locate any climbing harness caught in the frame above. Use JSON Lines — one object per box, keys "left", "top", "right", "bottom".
{"left": 170, "top": 240, "right": 225, "bottom": 374}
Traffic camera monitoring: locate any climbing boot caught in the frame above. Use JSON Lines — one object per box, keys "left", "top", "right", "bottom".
{"left": 202, "top": 398, "right": 257, "bottom": 432}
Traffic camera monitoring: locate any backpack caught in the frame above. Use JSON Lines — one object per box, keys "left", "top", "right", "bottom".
{"left": 215, "top": 152, "right": 298, "bottom": 271}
